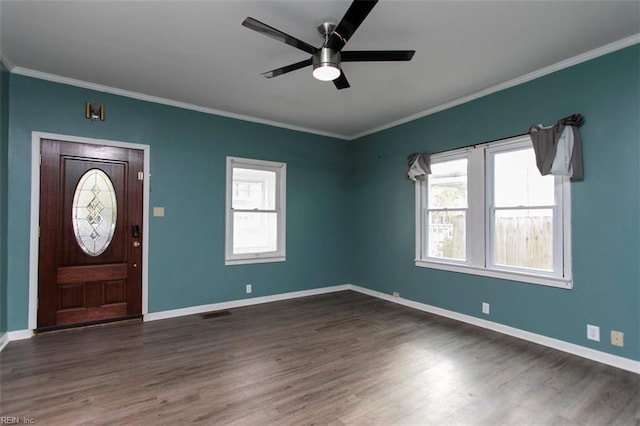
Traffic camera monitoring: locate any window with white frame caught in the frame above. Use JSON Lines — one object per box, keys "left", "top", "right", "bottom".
{"left": 424, "top": 156, "right": 468, "bottom": 262}
{"left": 415, "top": 136, "right": 572, "bottom": 288}
{"left": 226, "top": 157, "right": 286, "bottom": 265}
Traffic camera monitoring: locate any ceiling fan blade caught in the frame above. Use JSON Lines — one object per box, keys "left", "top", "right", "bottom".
{"left": 341, "top": 50, "right": 415, "bottom": 62}
{"left": 242, "top": 17, "right": 317, "bottom": 54}
{"left": 327, "top": 0, "right": 379, "bottom": 51}
{"left": 333, "top": 71, "right": 350, "bottom": 90}
{"left": 260, "top": 58, "right": 313, "bottom": 78}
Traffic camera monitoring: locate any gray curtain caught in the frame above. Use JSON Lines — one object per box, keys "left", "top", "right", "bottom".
{"left": 529, "top": 114, "right": 584, "bottom": 180}
{"left": 407, "top": 153, "right": 431, "bottom": 181}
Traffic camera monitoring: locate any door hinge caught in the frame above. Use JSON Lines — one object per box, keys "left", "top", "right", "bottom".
{"left": 39, "top": 153, "right": 42, "bottom": 166}
{"left": 137, "top": 171, "right": 144, "bottom": 181}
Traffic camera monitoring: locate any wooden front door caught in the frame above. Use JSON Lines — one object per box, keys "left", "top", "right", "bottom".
{"left": 38, "top": 139, "right": 144, "bottom": 330}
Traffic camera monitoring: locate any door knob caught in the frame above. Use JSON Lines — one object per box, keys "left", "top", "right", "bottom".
{"left": 133, "top": 241, "right": 141, "bottom": 248}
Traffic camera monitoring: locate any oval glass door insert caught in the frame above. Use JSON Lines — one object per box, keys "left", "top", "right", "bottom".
{"left": 72, "top": 168, "right": 118, "bottom": 256}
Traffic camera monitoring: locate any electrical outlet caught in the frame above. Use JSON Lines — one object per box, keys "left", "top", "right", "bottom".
{"left": 611, "top": 330, "right": 624, "bottom": 347}
{"left": 246, "top": 284, "right": 252, "bottom": 294}
{"left": 587, "top": 324, "right": 600, "bottom": 341}
{"left": 392, "top": 292, "right": 400, "bottom": 298}
{"left": 482, "top": 302, "right": 490, "bottom": 315}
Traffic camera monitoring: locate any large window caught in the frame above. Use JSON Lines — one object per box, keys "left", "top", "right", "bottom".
{"left": 415, "top": 136, "right": 572, "bottom": 288}
{"left": 225, "top": 157, "right": 286, "bottom": 265}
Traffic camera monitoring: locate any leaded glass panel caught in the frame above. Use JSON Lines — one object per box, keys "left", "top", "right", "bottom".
{"left": 72, "top": 169, "right": 117, "bottom": 256}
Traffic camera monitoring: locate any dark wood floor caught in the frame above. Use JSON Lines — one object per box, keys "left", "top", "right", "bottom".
{"left": 1, "top": 291, "right": 638, "bottom": 425}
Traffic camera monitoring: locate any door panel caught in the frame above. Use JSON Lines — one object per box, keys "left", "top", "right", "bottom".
{"left": 38, "top": 139, "right": 144, "bottom": 329}
{"left": 57, "top": 263, "right": 128, "bottom": 283}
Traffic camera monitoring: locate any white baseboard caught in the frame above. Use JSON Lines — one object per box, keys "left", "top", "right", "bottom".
{"left": 6, "top": 329, "right": 34, "bottom": 342}
{"left": 0, "top": 332, "right": 9, "bottom": 352}
{"left": 1, "top": 286, "right": 351, "bottom": 351}
{"left": 8, "top": 329, "right": 34, "bottom": 340}
{"left": 0, "top": 329, "right": 36, "bottom": 352}
{"left": 144, "top": 285, "right": 351, "bottom": 322}
{"left": 348, "top": 285, "right": 640, "bottom": 374}
{"left": 3, "top": 284, "right": 639, "bottom": 375}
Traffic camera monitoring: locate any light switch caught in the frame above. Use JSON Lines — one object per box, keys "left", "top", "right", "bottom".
{"left": 153, "top": 207, "right": 165, "bottom": 217}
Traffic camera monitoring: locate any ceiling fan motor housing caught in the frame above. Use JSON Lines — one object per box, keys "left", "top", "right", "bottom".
{"left": 313, "top": 48, "right": 341, "bottom": 73}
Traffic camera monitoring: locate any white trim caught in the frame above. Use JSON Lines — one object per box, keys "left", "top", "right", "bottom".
{"left": 414, "top": 182, "right": 422, "bottom": 263}
{"left": 414, "top": 260, "right": 572, "bottom": 289}
{"left": 29, "top": 132, "right": 151, "bottom": 330}
{"left": 0, "top": 333, "right": 9, "bottom": 352}
{"left": 227, "top": 156, "right": 287, "bottom": 169}
{"left": 7, "top": 329, "right": 34, "bottom": 341}
{"left": 4, "top": 282, "right": 638, "bottom": 374}
{"left": 467, "top": 147, "right": 485, "bottom": 266}
{"left": 225, "top": 256, "right": 286, "bottom": 266}
{"left": 28, "top": 135, "right": 40, "bottom": 329}
{"left": 0, "top": 53, "right": 15, "bottom": 71}
{"left": 562, "top": 177, "right": 572, "bottom": 280}
{"left": 144, "top": 285, "right": 350, "bottom": 322}
{"left": 11, "top": 67, "right": 347, "bottom": 141}
{"left": 415, "top": 136, "right": 573, "bottom": 289}
{"left": 352, "top": 34, "right": 640, "bottom": 140}
{"left": 484, "top": 140, "right": 570, "bottom": 283}
{"left": 225, "top": 156, "right": 287, "bottom": 265}
{"left": 348, "top": 285, "right": 640, "bottom": 374}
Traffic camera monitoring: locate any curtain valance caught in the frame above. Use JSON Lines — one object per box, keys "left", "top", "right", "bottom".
{"left": 407, "top": 153, "right": 431, "bottom": 182}
{"left": 529, "top": 114, "right": 584, "bottom": 180}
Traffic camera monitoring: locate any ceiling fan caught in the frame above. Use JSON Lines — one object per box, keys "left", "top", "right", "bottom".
{"left": 242, "top": 0, "right": 415, "bottom": 90}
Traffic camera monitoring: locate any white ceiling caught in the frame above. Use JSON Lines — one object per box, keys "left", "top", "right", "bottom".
{"left": 1, "top": 1, "right": 639, "bottom": 139}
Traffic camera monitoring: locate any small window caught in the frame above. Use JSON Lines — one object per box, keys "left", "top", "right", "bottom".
{"left": 225, "top": 157, "right": 286, "bottom": 265}
{"left": 415, "top": 136, "right": 572, "bottom": 289}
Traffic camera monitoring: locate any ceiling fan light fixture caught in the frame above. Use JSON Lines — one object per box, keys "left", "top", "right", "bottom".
{"left": 313, "top": 64, "right": 340, "bottom": 81}
{"left": 312, "top": 48, "right": 341, "bottom": 81}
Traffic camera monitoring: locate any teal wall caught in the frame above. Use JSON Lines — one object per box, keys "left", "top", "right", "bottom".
{"left": 6, "top": 75, "right": 352, "bottom": 330}
{"left": 4, "top": 45, "right": 639, "bottom": 362}
{"left": 351, "top": 45, "right": 640, "bottom": 361}
{"left": 0, "top": 61, "right": 9, "bottom": 334}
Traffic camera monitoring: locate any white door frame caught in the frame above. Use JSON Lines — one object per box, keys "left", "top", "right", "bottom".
{"left": 28, "top": 131, "right": 150, "bottom": 330}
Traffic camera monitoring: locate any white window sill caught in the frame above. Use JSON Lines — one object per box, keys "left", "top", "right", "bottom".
{"left": 225, "top": 256, "right": 286, "bottom": 266}
{"left": 414, "top": 259, "right": 572, "bottom": 289}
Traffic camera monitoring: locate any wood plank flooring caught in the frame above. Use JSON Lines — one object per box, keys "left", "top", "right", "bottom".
{"left": 1, "top": 291, "right": 639, "bottom": 425}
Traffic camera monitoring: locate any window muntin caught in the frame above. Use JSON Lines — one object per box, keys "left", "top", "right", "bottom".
{"left": 416, "top": 136, "right": 572, "bottom": 289}
{"left": 226, "top": 157, "right": 286, "bottom": 265}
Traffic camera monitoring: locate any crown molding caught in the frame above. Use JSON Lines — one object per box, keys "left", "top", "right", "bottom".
{"left": 10, "top": 67, "right": 349, "bottom": 141}
{"left": 351, "top": 33, "right": 640, "bottom": 140}
{"left": 0, "top": 52, "right": 15, "bottom": 71}
{"left": 7, "top": 34, "right": 639, "bottom": 141}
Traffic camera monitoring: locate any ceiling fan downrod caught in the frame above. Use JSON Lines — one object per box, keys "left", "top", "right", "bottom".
{"left": 312, "top": 22, "right": 341, "bottom": 81}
